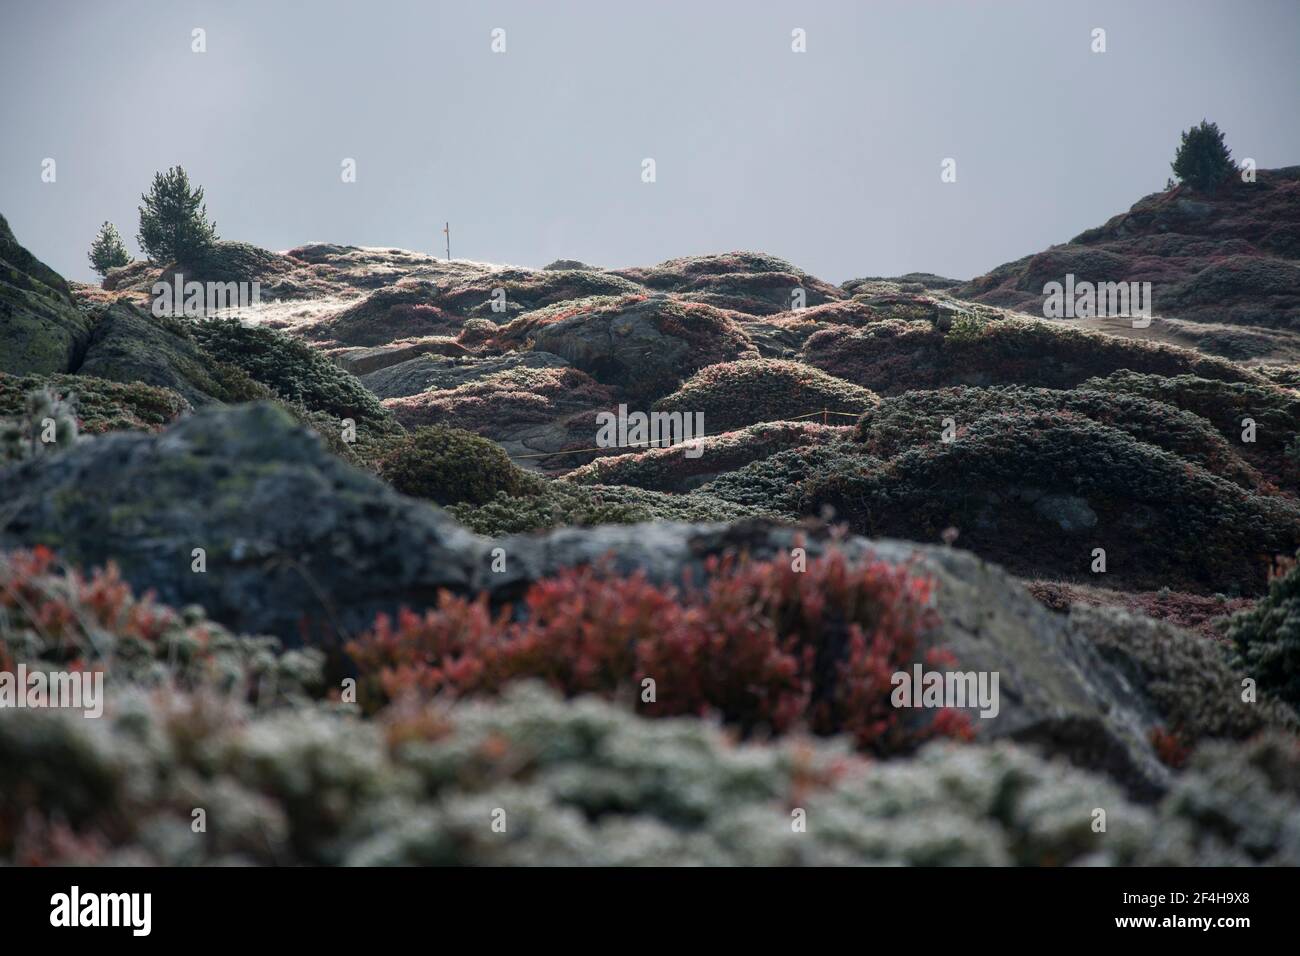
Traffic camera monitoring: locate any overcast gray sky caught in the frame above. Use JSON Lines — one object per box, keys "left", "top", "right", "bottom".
{"left": 2, "top": 0, "right": 1297, "bottom": 285}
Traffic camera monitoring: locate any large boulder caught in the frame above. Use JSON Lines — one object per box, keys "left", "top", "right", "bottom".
{"left": 361, "top": 350, "right": 571, "bottom": 400}
{"left": 0, "top": 403, "right": 485, "bottom": 644}
{"left": 77, "top": 302, "right": 264, "bottom": 406}
{"left": 495, "top": 293, "right": 759, "bottom": 401}
{"left": 0, "top": 213, "right": 94, "bottom": 375}
{"left": 476, "top": 520, "right": 1275, "bottom": 798}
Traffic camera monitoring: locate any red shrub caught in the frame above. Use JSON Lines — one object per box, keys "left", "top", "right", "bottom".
{"left": 1151, "top": 726, "right": 1192, "bottom": 769}
{"left": 347, "top": 548, "right": 971, "bottom": 754}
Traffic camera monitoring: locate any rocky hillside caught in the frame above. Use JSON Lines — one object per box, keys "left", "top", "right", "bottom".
{"left": 955, "top": 167, "right": 1300, "bottom": 362}
{"left": 3, "top": 190, "right": 1300, "bottom": 865}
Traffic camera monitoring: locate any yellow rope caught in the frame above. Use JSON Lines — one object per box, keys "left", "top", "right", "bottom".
{"left": 511, "top": 409, "right": 862, "bottom": 459}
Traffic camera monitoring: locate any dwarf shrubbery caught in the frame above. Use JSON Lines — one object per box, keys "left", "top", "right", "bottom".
{"left": 0, "top": 547, "right": 322, "bottom": 695}
{"left": 494, "top": 294, "right": 758, "bottom": 401}
{"left": 1083, "top": 370, "right": 1300, "bottom": 489}
{"left": 856, "top": 386, "right": 1266, "bottom": 490}
{"left": 1226, "top": 555, "right": 1300, "bottom": 710}
{"left": 0, "top": 373, "right": 190, "bottom": 438}
{"left": 381, "top": 366, "right": 614, "bottom": 432}
{"left": 192, "top": 318, "right": 391, "bottom": 426}
{"left": 3, "top": 544, "right": 1299, "bottom": 866}
{"left": 448, "top": 479, "right": 773, "bottom": 536}
{"left": 347, "top": 549, "right": 971, "bottom": 754}
{"left": 802, "top": 412, "right": 1300, "bottom": 593}
{"left": 803, "top": 317, "right": 1261, "bottom": 396}
{"left": 698, "top": 443, "right": 878, "bottom": 515}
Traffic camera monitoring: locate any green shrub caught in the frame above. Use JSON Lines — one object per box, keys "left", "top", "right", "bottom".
{"left": 698, "top": 443, "right": 877, "bottom": 515}
{"left": 1226, "top": 555, "right": 1300, "bottom": 709}
{"left": 377, "top": 425, "right": 539, "bottom": 506}
{"left": 191, "top": 318, "right": 390, "bottom": 425}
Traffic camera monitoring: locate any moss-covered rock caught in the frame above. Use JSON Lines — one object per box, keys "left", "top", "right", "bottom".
{"left": 0, "top": 403, "right": 486, "bottom": 645}
{"left": 563, "top": 421, "right": 848, "bottom": 492}
{"left": 77, "top": 302, "right": 269, "bottom": 406}
{"left": 495, "top": 294, "right": 758, "bottom": 401}
{"left": 0, "top": 213, "right": 94, "bottom": 375}
{"left": 653, "top": 358, "right": 878, "bottom": 433}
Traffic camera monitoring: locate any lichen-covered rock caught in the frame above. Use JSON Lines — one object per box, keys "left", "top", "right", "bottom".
{"left": 77, "top": 302, "right": 268, "bottom": 406}
{"left": 381, "top": 365, "right": 615, "bottom": 465}
{"left": 331, "top": 337, "right": 468, "bottom": 376}
{"left": 361, "top": 350, "right": 571, "bottom": 401}
{"left": 0, "top": 213, "right": 94, "bottom": 375}
{"left": 0, "top": 403, "right": 485, "bottom": 644}
{"left": 495, "top": 294, "right": 759, "bottom": 401}
{"left": 1067, "top": 603, "right": 1296, "bottom": 746}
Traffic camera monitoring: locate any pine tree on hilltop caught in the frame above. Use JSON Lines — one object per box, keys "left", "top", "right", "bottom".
{"left": 87, "top": 221, "right": 130, "bottom": 276}
{"left": 1171, "top": 120, "right": 1235, "bottom": 194}
{"left": 136, "top": 166, "right": 218, "bottom": 265}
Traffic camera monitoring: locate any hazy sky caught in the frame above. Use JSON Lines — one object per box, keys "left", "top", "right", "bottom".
{"left": 2, "top": 0, "right": 1298, "bottom": 285}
